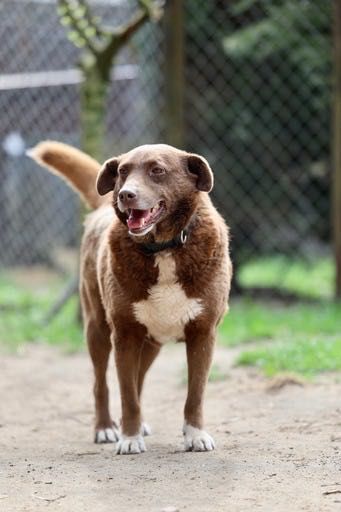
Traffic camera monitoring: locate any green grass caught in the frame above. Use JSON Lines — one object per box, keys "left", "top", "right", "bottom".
{"left": 1, "top": 255, "right": 340, "bottom": 377}
{"left": 237, "top": 337, "right": 341, "bottom": 377}
{"left": 219, "top": 299, "right": 341, "bottom": 377}
{"left": 0, "top": 274, "right": 83, "bottom": 352}
{"left": 238, "top": 255, "right": 334, "bottom": 299}
{"left": 219, "top": 299, "right": 341, "bottom": 346}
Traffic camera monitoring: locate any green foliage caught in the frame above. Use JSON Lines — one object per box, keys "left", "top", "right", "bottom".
{"left": 225, "top": 0, "right": 330, "bottom": 61}
{"left": 222, "top": 0, "right": 331, "bottom": 141}
{"left": 223, "top": 0, "right": 331, "bottom": 122}
{"left": 185, "top": 0, "right": 331, "bottom": 256}
{"left": 57, "top": 0, "right": 107, "bottom": 53}
{"left": 57, "top": 0, "right": 161, "bottom": 58}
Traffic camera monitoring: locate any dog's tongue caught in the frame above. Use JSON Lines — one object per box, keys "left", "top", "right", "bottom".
{"left": 127, "top": 209, "right": 151, "bottom": 230}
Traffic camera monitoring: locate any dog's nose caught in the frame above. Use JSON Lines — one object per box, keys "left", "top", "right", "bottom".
{"left": 118, "top": 189, "right": 137, "bottom": 203}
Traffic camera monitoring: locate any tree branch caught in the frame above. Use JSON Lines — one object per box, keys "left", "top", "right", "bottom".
{"left": 57, "top": 0, "right": 100, "bottom": 55}
{"left": 97, "top": 0, "right": 163, "bottom": 80}
{"left": 78, "top": 0, "right": 105, "bottom": 39}
{"left": 116, "top": 9, "right": 150, "bottom": 48}
{"left": 58, "top": 0, "right": 164, "bottom": 79}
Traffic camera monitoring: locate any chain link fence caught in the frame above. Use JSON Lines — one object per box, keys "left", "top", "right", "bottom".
{"left": 184, "top": 0, "right": 331, "bottom": 263}
{"left": 0, "top": 0, "right": 333, "bottom": 294}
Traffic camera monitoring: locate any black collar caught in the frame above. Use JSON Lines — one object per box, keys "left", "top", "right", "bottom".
{"left": 139, "top": 228, "right": 189, "bottom": 256}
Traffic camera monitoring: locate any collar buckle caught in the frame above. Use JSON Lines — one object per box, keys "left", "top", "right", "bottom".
{"left": 180, "top": 230, "right": 187, "bottom": 245}
{"left": 139, "top": 227, "right": 189, "bottom": 256}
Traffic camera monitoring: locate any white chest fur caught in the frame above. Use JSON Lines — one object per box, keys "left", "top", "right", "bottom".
{"left": 133, "top": 253, "right": 203, "bottom": 344}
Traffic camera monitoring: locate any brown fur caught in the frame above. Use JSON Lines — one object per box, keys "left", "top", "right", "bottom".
{"left": 30, "top": 141, "right": 232, "bottom": 453}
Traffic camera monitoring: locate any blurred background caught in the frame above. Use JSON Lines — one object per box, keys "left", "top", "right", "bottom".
{"left": 0, "top": 0, "right": 340, "bottom": 377}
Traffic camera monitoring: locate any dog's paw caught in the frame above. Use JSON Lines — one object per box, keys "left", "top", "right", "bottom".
{"left": 95, "top": 425, "right": 120, "bottom": 444}
{"left": 116, "top": 434, "right": 146, "bottom": 455}
{"left": 141, "top": 422, "right": 152, "bottom": 436}
{"left": 183, "top": 423, "right": 215, "bottom": 452}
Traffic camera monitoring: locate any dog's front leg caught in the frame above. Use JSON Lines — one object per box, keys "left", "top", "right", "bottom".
{"left": 183, "top": 325, "right": 216, "bottom": 452}
{"left": 113, "top": 325, "right": 146, "bottom": 455}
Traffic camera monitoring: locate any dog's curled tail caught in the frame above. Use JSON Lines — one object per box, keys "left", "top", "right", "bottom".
{"left": 27, "top": 141, "right": 105, "bottom": 209}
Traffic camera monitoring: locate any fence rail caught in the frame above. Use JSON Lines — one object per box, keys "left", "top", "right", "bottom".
{"left": 0, "top": 65, "right": 139, "bottom": 90}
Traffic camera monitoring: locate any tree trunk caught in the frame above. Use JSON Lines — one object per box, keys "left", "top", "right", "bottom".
{"left": 80, "top": 66, "right": 109, "bottom": 161}
{"left": 163, "top": 0, "right": 185, "bottom": 148}
{"left": 332, "top": 0, "right": 341, "bottom": 300}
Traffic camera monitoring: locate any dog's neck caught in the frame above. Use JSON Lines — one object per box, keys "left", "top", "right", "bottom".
{"left": 137, "top": 227, "right": 190, "bottom": 256}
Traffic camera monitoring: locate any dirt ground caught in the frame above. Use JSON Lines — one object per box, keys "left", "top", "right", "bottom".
{"left": 1, "top": 343, "right": 340, "bottom": 512}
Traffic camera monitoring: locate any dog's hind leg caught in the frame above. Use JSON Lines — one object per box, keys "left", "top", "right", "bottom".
{"left": 81, "top": 277, "right": 119, "bottom": 444}
{"left": 137, "top": 339, "right": 161, "bottom": 436}
{"left": 80, "top": 272, "right": 119, "bottom": 443}
{"left": 137, "top": 339, "right": 161, "bottom": 398}
{"left": 86, "top": 319, "right": 119, "bottom": 443}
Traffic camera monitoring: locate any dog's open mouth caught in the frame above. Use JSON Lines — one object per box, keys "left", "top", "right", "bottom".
{"left": 127, "top": 201, "right": 166, "bottom": 235}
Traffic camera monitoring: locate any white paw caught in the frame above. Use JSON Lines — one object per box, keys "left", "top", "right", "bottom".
{"left": 116, "top": 435, "right": 146, "bottom": 455}
{"left": 95, "top": 426, "right": 120, "bottom": 444}
{"left": 183, "top": 423, "right": 216, "bottom": 452}
{"left": 141, "top": 422, "right": 152, "bottom": 436}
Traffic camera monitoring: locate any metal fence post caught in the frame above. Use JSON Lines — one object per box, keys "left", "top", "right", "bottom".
{"left": 163, "top": 0, "right": 185, "bottom": 148}
{"left": 333, "top": 0, "right": 341, "bottom": 299}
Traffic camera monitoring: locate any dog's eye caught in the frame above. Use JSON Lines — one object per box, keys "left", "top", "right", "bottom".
{"left": 150, "top": 167, "right": 165, "bottom": 176}
{"left": 119, "top": 167, "right": 128, "bottom": 177}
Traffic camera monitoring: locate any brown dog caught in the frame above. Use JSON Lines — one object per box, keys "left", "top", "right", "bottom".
{"left": 29, "top": 141, "right": 232, "bottom": 454}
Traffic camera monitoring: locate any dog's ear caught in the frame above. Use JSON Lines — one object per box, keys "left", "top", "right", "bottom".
{"left": 96, "top": 158, "right": 119, "bottom": 195}
{"left": 186, "top": 153, "right": 214, "bottom": 192}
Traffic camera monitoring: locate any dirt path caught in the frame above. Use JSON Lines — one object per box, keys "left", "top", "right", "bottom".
{"left": 0, "top": 343, "right": 340, "bottom": 512}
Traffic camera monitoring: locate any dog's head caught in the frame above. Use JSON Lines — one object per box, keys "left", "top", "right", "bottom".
{"left": 96, "top": 144, "right": 213, "bottom": 238}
